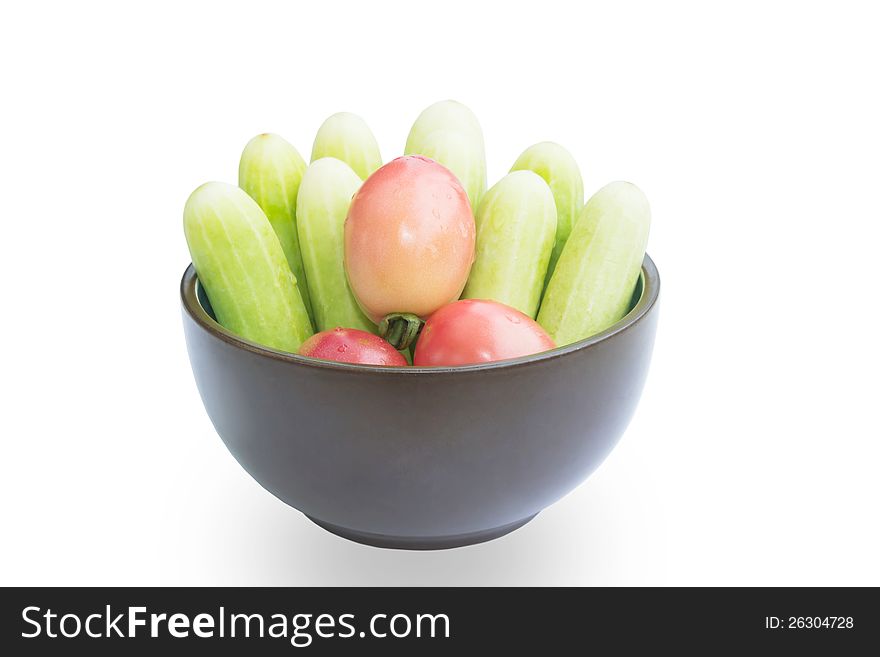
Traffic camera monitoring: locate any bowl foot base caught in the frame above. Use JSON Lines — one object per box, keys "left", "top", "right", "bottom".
{"left": 306, "top": 514, "right": 538, "bottom": 550}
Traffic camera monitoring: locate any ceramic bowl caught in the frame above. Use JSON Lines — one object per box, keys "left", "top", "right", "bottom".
{"left": 180, "top": 255, "right": 659, "bottom": 549}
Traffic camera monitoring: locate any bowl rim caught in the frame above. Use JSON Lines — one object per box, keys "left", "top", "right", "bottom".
{"left": 180, "top": 253, "right": 660, "bottom": 375}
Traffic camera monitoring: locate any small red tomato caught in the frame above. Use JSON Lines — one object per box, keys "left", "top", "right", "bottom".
{"left": 413, "top": 299, "right": 556, "bottom": 367}
{"left": 298, "top": 328, "right": 407, "bottom": 366}
{"left": 344, "top": 156, "right": 475, "bottom": 344}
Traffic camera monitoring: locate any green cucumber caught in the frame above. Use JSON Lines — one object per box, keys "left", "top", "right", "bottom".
{"left": 510, "top": 142, "right": 584, "bottom": 288}
{"left": 462, "top": 171, "right": 557, "bottom": 318}
{"left": 537, "top": 181, "right": 650, "bottom": 345}
{"left": 183, "top": 182, "right": 313, "bottom": 352}
{"left": 238, "top": 133, "right": 314, "bottom": 327}
{"left": 404, "top": 100, "right": 486, "bottom": 209}
{"left": 310, "top": 112, "right": 382, "bottom": 180}
{"left": 296, "top": 158, "right": 375, "bottom": 333}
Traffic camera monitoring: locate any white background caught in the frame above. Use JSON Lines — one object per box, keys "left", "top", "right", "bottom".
{"left": 2, "top": 1, "right": 878, "bottom": 586}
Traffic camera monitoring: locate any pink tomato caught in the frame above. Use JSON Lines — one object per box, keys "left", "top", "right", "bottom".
{"left": 298, "top": 328, "right": 407, "bottom": 366}
{"left": 344, "top": 156, "right": 475, "bottom": 349}
{"left": 413, "top": 299, "right": 556, "bottom": 367}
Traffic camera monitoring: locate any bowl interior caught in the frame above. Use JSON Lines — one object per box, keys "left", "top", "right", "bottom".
{"left": 186, "top": 254, "right": 657, "bottom": 373}
{"left": 195, "top": 272, "right": 646, "bottom": 330}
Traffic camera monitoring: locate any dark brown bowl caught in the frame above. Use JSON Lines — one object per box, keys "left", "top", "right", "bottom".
{"left": 180, "top": 255, "right": 659, "bottom": 550}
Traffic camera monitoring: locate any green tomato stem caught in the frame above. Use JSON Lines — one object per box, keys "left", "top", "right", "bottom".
{"left": 379, "top": 313, "right": 423, "bottom": 351}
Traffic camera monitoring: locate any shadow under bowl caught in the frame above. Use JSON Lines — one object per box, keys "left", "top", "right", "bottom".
{"left": 180, "top": 255, "right": 660, "bottom": 550}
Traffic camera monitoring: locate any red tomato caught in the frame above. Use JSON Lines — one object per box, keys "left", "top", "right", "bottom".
{"left": 344, "top": 156, "right": 475, "bottom": 324}
{"left": 413, "top": 299, "right": 556, "bottom": 367}
{"left": 298, "top": 328, "right": 407, "bottom": 366}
